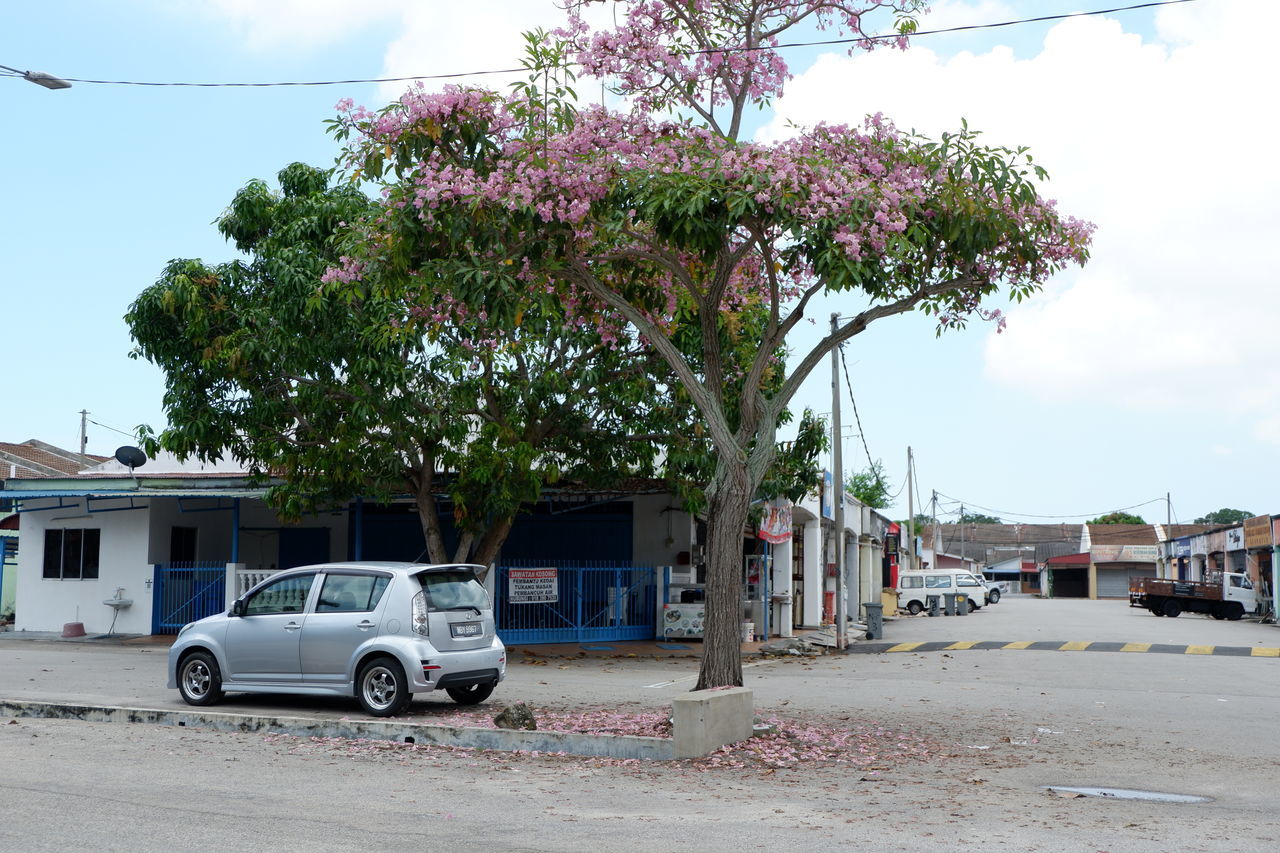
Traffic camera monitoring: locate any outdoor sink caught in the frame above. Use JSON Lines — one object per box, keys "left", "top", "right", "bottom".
{"left": 103, "top": 598, "right": 133, "bottom": 609}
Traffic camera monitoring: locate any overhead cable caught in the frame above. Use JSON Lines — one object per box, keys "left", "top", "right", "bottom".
{"left": 5, "top": 0, "right": 1199, "bottom": 90}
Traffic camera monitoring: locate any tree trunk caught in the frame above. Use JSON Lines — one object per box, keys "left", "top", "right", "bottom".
{"left": 695, "top": 459, "right": 753, "bottom": 690}
{"left": 411, "top": 485, "right": 450, "bottom": 564}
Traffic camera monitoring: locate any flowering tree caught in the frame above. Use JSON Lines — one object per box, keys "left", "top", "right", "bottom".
{"left": 332, "top": 0, "right": 1093, "bottom": 689}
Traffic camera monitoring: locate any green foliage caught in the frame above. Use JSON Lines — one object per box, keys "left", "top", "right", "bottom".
{"left": 1193, "top": 508, "right": 1253, "bottom": 525}
{"left": 959, "top": 511, "right": 1001, "bottom": 524}
{"left": 846, "top": 459, "right": 892, "bottom": 509}
{"left": 1088, "top": 511, "right": 1147, "bottom": 525}
{"left": 126, "top": 163, "right": 673, "bottom": 564}
{"left": 899, "top": 513, "right": 933, "bottom": 532}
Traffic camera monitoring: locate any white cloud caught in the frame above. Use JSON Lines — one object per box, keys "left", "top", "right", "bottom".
{"left": 762, "top": 0, "right": 1280, "bottom": 432}
{"left": 375, "top": 2, "right": 562, "bottom": 103}
{"left": 193, "top": 0, "right": 409, "bottom": 50}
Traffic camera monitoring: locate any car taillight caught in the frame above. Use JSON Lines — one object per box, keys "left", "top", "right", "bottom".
{"left": 412, "top": 590, "right": 429, "bottom": 636}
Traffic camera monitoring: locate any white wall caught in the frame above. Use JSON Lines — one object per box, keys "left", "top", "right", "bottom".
{"left": 146, "top": 498, "right": 236, "bottom": 564}
{"left": 630, "top": 495, "right": 693, "bottom": 569}
{"left": 14, "top": 497, "right": 153, "bottom": 634}
{"left": 13, "top": 496, "right": 352, "bottom": 635}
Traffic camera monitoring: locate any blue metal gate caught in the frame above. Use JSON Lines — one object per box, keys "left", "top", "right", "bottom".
{"left": 152, "top": 562, "right": 227, "bottom": 634}
{"left": 494, "top": 561, "right": 657, "bottom": 644}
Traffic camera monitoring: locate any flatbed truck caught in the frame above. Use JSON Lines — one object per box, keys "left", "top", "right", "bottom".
{"left": 1129, "top": 572, "right": 1257, "bottom": 620}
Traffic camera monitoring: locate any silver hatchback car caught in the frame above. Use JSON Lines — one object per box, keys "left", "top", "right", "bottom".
{"left": 167, "top": 562, "right": 506, "bottom": 717}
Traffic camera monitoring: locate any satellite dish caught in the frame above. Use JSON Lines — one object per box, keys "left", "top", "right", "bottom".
{"left": 114, "top": 446, "right": 148, "bottom": 470}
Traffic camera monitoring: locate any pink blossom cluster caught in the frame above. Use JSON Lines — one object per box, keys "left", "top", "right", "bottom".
{"left": 320, "top": 255, "right": 366, "bottom": 285}
{"left": 557, "top": 1, "right": 920, "bottom": 113}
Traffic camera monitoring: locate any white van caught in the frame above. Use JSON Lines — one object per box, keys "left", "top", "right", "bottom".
{"left": 897, "top": 571, "right": 987, "bottom": 614}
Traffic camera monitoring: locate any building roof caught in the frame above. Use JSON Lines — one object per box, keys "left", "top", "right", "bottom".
{"left": 1162, "top": 523, "right": 1218, "bottom": 541}
{"left": 1085, "top": 524, "right": 1157, "bottom": 546}
{"left": 0, "top": 440, "right": 108, "bottom": 479}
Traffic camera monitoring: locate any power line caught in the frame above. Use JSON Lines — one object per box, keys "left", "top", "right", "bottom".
{"left": 86, "top": 418, "right": 139, "bottom": 440}
{"left": 835, "top": 342, "right": 883, "bottom": 476}
{"left": 934, "top": 491, "right": 1169, "bottom": 521}
{"left": 5, "top": 0, "right": 1199, "bottom": 90}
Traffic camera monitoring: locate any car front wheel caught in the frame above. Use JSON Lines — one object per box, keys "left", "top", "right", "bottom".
{"left": 358, "top": 657, "right": 411, "bottom": 717}
{"left": 446, "top": 683, "right": 495, "bottom": 706}
{"left": 178, "top": 651, "right": 224, "bottom": 706}
{"left": 988, "top": 589, "right": 1001, "bottom": 604}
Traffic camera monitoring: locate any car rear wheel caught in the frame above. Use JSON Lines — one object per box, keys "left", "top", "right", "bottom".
{"left": 906, "top": 600, "right": 923, "bottom": 616}
{"left": 446, "top": 683, "right": 495, "bottom": 706}
{"left": 178, "top": 651, "right": 223, "bottom": 706}
{"left": 1162, "top": 599, "right": 1182, "bottom": 618}
{"left": 358, "top": 657, "right": 411, "bottom": 717}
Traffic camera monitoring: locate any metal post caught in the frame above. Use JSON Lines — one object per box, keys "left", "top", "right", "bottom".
{"left": 354, "top": 496, "right": 364, "bottom": 560}
{"left": 830, "top": 314, "right": 847, "bottom": 649}
{"left": 231, "top": 498, "right": 241, "bottom": 564}
{"left": 761, "top": 543, "right": 770, "bottom": 641}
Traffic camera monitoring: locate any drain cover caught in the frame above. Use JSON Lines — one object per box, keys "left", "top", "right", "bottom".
{"left": 1044, "top": 786, "right": 1211, "bottom": 803}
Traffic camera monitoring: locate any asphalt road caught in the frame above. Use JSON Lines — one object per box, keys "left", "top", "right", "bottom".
{"left": 2, "top": 597, "right": 1279, "bottom": 851}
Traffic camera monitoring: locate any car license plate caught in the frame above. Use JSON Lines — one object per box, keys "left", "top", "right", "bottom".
{"left": 451, "top": 622, "right": 482, "bottom": 638}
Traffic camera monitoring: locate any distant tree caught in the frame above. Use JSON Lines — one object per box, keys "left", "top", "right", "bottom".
{"left": 846, "top": 459, "right": 892, "bottom": 509}
{"left": 899, "top": 513, "right": 934, "bottom": 531}
{"left": 1088, "top": 511, "right": 1146, "bottom": 525}
{"left": 1193, "top": 508, "right": 1252, "bottom": 525}
{"left": 959, "top": 511, "right": 1001, "bottom": 524}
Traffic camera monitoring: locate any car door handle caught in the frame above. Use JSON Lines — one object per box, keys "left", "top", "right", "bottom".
{"left": 283, "top": 621, "right": 302, "bottom": 631}
{"left": 357, "top": 620, "right": 376, "bottom": 630}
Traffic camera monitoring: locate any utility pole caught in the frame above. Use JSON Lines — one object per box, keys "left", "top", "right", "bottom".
{"left": 830, "top": 314, "right": 847, "bottom": 649}
{"left": 79, "top": 410, "right": 89, "bottom": 455}
{"left": 960, "top": 504, "right": 966, "bottom": 571}
{"left": 905, "top": 446, "right": 915, "bottom": 573}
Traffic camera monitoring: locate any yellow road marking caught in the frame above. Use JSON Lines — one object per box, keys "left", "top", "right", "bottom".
{"left": 886, "top": 642, "right": 924, "bottom": 652}
{"left": 1002, "top": 641, "right": 1034, "bottom": 649}
{"left": 1059, "top": 641, "right": 1091, "bottom": 651}
{"left": 1119, "top": 642, "right": 1151, "bottom": 653}
{"left": 1251, "top": 647, "right": 1280, "bottom": 657}
{"left": 946, "top": 641, "right": 978, "bottom": 650}
{"left": 1184, "top": 645, "right": 1214, "bottom": 655}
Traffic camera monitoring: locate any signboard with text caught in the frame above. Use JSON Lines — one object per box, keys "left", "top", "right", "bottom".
{"left": 508, "top": 568, "right": 559, "bottom": 604}
{"left": 1244, "top": 515, "right": 1272, "bottom": 550}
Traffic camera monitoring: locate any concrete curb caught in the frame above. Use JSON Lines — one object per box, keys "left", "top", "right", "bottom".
{"left": 1, "top": 699, "right": 675, "bottom": 760}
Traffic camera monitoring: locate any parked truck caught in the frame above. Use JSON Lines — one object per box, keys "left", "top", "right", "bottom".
{"left": 1129, "top": 572, "right": 1257, "bottom": 620}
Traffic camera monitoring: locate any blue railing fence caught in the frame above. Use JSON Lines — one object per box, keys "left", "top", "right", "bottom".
{"left": 493, "top": 560, "right": 657, "bottom": 644}
{"left": 152, "top": 561, "right": 227, "bottom": 634}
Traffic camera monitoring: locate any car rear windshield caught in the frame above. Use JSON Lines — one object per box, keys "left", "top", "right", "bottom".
{"left": 417, "top": 569, "right": 490, "bottom": 612}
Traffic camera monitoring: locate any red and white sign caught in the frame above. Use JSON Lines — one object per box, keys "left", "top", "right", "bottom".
{"left": 508, "top": 568, "right": 558, "bottom": 604}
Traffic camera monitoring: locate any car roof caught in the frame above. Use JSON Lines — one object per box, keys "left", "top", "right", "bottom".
{"left": 272, "top": 561, "right": 485, "bottom": 575}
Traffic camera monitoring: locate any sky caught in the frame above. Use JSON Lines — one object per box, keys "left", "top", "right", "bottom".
{"left": 2, "top": 0, "right": 1274, "bottom": 527}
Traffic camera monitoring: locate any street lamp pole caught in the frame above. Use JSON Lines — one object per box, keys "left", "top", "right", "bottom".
{"left": 0, "top": 63, "right": 72, "bottom": 90}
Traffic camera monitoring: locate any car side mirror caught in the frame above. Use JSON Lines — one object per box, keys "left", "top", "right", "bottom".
{"left": 230, "top": 598, "right": 246, "bottom": 617}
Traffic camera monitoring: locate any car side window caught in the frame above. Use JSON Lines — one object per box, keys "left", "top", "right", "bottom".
{"left": 900, "top": 576, "right": 923, "bottom": 589}
{"left": 315, "top": 573, "right": 391, "bottom": 612}
{"left": 245, "top": 573, "right": 315, "bottom": 615}
{"left": 957, "top": 576, "right": 979, "bottom": 586}
{"left": 924, "top": 575, "right": 950, "bottom": 589}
